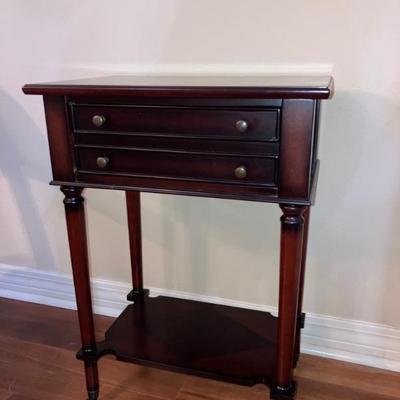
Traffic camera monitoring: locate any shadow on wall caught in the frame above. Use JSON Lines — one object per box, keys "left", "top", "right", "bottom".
{"left": 0, "top": 89, "right": 56, "bottom": 268}
{"left": 309, "top": 90, "right": 400, "bottom": 326}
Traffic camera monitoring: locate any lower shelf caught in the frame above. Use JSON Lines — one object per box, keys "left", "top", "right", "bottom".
{"left": 90, "top": 295, "right": 277, "bottom": 386}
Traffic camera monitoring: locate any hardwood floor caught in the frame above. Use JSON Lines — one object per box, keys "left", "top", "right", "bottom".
{"left": 0, "top": 298, "right": 399, "bottom": 400}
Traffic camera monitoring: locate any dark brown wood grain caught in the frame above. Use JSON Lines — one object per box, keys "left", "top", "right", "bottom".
{"left": 61, "top": 186, "right": 99, "bottom": 400}
{"left": 43, "top": 96, "right": 75, "bottom": 181}
{"left": 22, "top": 75, "right": 334, "bottom": 99}
{"left": 23, "top": 75, "right": 334, "bottom": 400}
{"left": 68, "top": 95, "right": 283, "bottom": 108}
{"left": 69, "top": 173, "right": 279, "bottom": 202}
{"left": 278, "top": 100, "right": 315, "bottom": 199}
{"left": 77, "top": 147, "right": 277, "bottom": 186}
{"left": 3, "top": 298, "right": 399, "bottom": 400}
{"left": 294, "top": 207, "right": 311, "bottom": 364}
{"left": 126, "top": 191, "right": 144, "bottom": 293}
{"left": 72, "top": 104, "right": 280, "bottom": 141}
{"left": 27, "top": 77, "right": 329, "bottom": 205}
{"left": 275, "top": 205, "right": 306, "bottom": 394}
{"left": 74, "top": 133, "right": 280, "bottom": 157}
{"left": 100, "top": 296, "right": 277, "bottom": 386}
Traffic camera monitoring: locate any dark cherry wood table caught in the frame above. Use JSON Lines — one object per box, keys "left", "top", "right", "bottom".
{"left": 23, "top": 75, "right": 334, "bottom": 400}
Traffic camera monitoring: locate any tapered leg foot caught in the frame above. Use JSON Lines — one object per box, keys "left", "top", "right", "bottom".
{"left": 87, "top": 388, "right": 99, "bottom": 400}
{"left": 270, "top": 381, "right": 297, "bottom": 400}
{"left": 127, "top": 288, "right": 150, "bottom": 302}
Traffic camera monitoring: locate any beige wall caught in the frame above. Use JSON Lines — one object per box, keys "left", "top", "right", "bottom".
{"left": 0, "top": 0, "right": 399, "bottom": 327}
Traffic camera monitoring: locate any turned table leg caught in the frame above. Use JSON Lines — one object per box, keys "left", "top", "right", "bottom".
{"left": 61, "top": 186, "right": 99, "bottom": 400}
{"left": 271, "top": 204, "right": 306, "bottom": 400}
{"left": 126, "top": 191, "right": 148, "bottom": 301}
{"left": 294, "top": 206, "right": 310, "bottom": 366}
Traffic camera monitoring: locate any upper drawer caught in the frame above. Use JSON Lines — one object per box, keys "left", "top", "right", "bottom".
{"left": 71, "top": 105, "right": 280, "bottom": 141}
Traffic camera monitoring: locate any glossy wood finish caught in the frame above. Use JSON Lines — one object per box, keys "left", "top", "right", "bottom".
{"left": 23, "top": 75, "right": 334, "bottom": 99}
{"left": 24, "top": 75, "right": 333, "bottom": 400}
{"left": 43, "top": 96, "right": 75, "bottom": 181}
{"left": 2, "top": 298, "right": 400, "bottom": 400}
{"left": 25, "top": 76, "right": 331, "bottom": 205}
{"left": 74, "top": 133, "right": 280, "bottom": 156}
{"left": 125, "top": 191, "right": 144, "bottom": 294}
{"left": 278, "top": 100, "right": 316, "bottom": 199}
{"left": 77, "top": 147, "right": 278, "bottom": 186}
{"left": 274, "top": 205, "right": 306, "bottom": 398}
{"left": 96, "top": 296, "right": 277, "bottom": 386}
{"left": 295, "top": 207, "right": 311, "bottom": 364}
{"left": 61, "top": 186, "right": 99, "bottom": 400}
{"left": 72, "top": 104, "right": 280, "bottom": 141}
{"left": 68, "top": 173, "right": 279, "bottom": 202}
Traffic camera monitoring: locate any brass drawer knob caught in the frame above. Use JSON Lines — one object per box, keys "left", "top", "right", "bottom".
{"left": 96, "top": 156, "right": 109, "bottom": 169}
{"left": 92, "top": 115, "right": 106, "bottom": 127}
{"left": 235, "top": 119, "right": 248, "bottom": 133}
{"left": 234, "top": 165, "right": 247, "bottom": 179}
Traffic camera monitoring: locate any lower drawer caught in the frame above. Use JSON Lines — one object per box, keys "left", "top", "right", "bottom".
{"left": 77, "top": 148, "right": 277, "bottom": 186}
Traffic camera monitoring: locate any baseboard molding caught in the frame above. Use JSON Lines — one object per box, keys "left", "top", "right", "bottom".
{"left": 0, "top": 263, "right": 399, "bottom": 373}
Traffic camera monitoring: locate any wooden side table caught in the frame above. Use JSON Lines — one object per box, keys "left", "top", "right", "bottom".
{"left": 23, "top": 75, "right": 333, "bottom": 400}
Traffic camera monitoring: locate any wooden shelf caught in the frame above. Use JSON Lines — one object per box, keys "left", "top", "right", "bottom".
{"left": 96, "top": 295, "right": 277, "bottom": 386}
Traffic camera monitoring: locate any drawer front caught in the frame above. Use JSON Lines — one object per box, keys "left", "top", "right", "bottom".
{"left": 77, "top": 148, "right": 277, "bottom": 186}
{"left": 72, "top": 105, "right": 279, "bottom": 141}
{"left": 75, "top": 133, "right": 280, "bottom": 157}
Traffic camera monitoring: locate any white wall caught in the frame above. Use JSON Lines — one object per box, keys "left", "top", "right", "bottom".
{"left": 0, "top": 0, "right": 399, "bottom": 329}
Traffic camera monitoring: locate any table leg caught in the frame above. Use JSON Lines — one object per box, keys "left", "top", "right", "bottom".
{"left": 294, "top": 206, "right": 310, "bottom": 366}
{"left": 271, "top": 204, "right": 306, "bottom": 400}
{"left": 126, "top": 191, "right": 148, "bottom": 301}
{"left": 61, "top": 186, "right": 99, "bottom": 400}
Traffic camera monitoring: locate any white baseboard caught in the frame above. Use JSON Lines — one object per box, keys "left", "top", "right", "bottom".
{"left": 0, "top": 263, "right": 399, "bottom": 373}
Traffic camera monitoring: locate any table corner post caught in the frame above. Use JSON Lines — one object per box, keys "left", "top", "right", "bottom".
{"left": 60, "top": 185, "right": 100, "bottom": 400}
{"left": 271, "top": 204, "right": 306, "bottom": 400}
{"left": 294, "top": 206, "right": 310, "bottom": 366}
{"left": 125, "top": 190, "right": 149, "bottom": 302}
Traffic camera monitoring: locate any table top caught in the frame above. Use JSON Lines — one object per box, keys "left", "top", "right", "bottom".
{"left": 23, "top": 75, "right": 334, "bottom": 99}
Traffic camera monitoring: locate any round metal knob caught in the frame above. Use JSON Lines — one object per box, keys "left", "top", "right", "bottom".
{"left": 92, "top": 115, "right": 106, "bottom": 127}
{"left": 96, "top": 157, "right": 109, "bottom": 169}
{"left": 235, "top": 120, "right": 248, "bottom": 133}
{"left": 234, "top": 165, "right": 247, "bottom": 179}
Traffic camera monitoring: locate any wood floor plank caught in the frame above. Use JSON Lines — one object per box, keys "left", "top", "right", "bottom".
{"left": 0, "top": 334, "right": 184, "bottom": 400}
{"left": 176, "top": 377, "right": 266, "bottom": 400}
{"left": 296, "top": 355, "right": 400, "bottom": 398}
{"left": 5, "top": 392, "right": 74, "bottom": 400}
{"left": 0, "top": 388, "right": 13, "bottom": 400}
{"left": 296, "top": 376, "right": 400, "bottom": 400}
{"left": 0, "top": 298, "right": 112, "bottom": 351}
